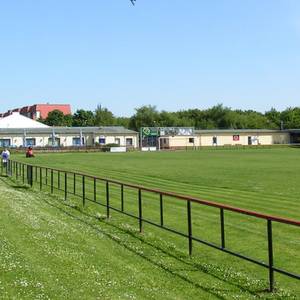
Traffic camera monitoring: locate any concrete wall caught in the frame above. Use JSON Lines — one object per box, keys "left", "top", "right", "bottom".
{"left": 0, "top": 130, "right": 290, "bottom": 149}
{"left": 0, "top": 133, "right": 138, "bottom": 148}
{"left": 160, "top": 136, "right": 200, "bottom": 148}
{"left": 158, "top": 131, "right": 290, "bottom": 148}
{"left": 199, "top": 132, "right": 290, "bottom": 146}
{"left": 94, "top": 135, "right": 137, "bottom": 147}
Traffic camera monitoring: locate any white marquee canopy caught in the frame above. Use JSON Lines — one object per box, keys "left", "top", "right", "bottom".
{"left": 0, "top": 112, "right": 49, "bottom": 129}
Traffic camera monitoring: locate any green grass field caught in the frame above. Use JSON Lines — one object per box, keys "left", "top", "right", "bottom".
{"left": 1, "top": 148, "right": 300, "bottom": 299}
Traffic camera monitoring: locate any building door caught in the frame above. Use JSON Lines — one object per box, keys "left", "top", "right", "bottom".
{"left": 290, "top": 133, "right": 300, "bottom": 143}
{"left": 212, "top": 136, "right": 217, "bottom": 146}
{"left": 248, "top": 136, "right": 252, "bottom": 145}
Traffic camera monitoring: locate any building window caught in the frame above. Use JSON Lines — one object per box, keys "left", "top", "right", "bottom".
{"left": 126, "top": 138, "right": 133, "bottom": 146}
{"left": 26, "top": 138, "right": 36, "bottom": 147}
{"left": 213, "top": 136, "right": 217, "bottom": 145}
{"left": 0, "top": 139, "right": 11, "bottom": 147}
{"left": 99, "top": 137, "right": 106, "bottom": 145}
{"left": 189, "top": 138, "right": 194, "bottom": 143}
{"left": 48, "top": 138, "right": 60, "bottom": 147}
{"left": 115, "top": 138, "right": 120, "bottom": 145}
{"left": 72, "top": 138, "right": 81, "bottom": 146}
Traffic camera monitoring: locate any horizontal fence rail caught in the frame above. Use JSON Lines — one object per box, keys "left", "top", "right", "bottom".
{"left": 2, "top": 159, "right": 300, "bottom": 292}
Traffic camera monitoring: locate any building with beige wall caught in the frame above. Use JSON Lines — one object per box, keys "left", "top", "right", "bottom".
{"left": 0, "top": 127, "right": 138, "bottom": 148}
{"left": 158, "top": 129, "right": 291, "bottom": 149}
{"left": 0, "top": 114, "right": 295, "bottom": 150}
{"left": 196, "top": 129, "right": 290, "bottom": 147}
{"left": 0, "top": 112, "right": 138, "bottom": 148}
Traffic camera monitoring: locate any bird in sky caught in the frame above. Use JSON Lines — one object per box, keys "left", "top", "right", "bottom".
{"left": 130, "top": 0, "right": 136, "bottom": 6}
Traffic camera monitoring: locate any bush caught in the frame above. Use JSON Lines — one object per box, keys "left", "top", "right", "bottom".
{"left": 105, "top": 143, "right": 120, "bottom": 148}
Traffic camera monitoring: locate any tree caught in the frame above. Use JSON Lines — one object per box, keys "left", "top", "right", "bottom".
{"left": 63, "top": 114, "right": 73, "bottom": 127}
{"left": 265, "top": 108, "right": 281, "bottom": 128}
{"left": 44, "top": 110, "right": 71, "bottom": 126}
{"left": 94, "top": 105, "right": 115, "bottom": 126}
{"left": 129, "top": 105, "right": 160, "bottom": 130}
{"left": 280, "top": 107, "right": 300, "bottom": 129}
{"left": 158, "top": 111, "right": 179, "bottom": 127}
{"left": 72, "top": 109, "right": 95, "bottom": 127}
{"left": 114, "top": 117, "right": 130, "bottom": 128}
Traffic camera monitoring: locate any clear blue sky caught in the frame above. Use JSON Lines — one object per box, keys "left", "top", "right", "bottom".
{"left": 0, "top": 0, "right": 300, "bottom": 116}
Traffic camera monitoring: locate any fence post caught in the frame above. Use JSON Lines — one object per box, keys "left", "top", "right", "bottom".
{"left": 106, "top": 181, "right": 110, "bottom": 218}
{"left": 121, "top": 184, "right": 124, "bottom": 212}
{"left": 187, "top": 200, "right": 193, "bottom": 255}
{"left": 51, "top": 170, "right": 54, "bottom": 193}
{"left": 7, "top": 160, "right": 11, "bottom": 176}
{"left": 46, "top": 168, "right": 48, "bottom": 185}
{"left": 22, "top": 164, "right": 25, "bottom": 184}
{"left": 82, "top": 175, "right": 85, "bottom": 207}
{"left": 138, "top": 189, "right": 143, "bottom": 233}
{"left": 160, "top": 194, "right": 164, "bottom": 227}
{"left": 73, "top": 173, "right": 76, "bottom": 195}
{"left": 27, "top": 165, "right": 33, "bottom": 186}
{"left": 5, "top": 160, "right": 8, "bottom": 176}
{"left": 40, "top": 168, "right": 42, "bottom": 190}
{"left": 94, "top": 178, "right": 96, "bottom": 202}
{"left": 220, "top": 208, "right": 225, "bottom": 248}
{"left": 65, "top": 172, "right": 68, "bottom": 200}
{"left": 267, "top": 220, "right": 274, "bottom": 292}
{"left": 58, "top": 171, "right": 60, "bottom": 190}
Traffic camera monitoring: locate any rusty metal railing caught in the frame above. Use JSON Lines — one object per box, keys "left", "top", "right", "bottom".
{"left": 3, "top": 159, "right": 300, "bottom": 292}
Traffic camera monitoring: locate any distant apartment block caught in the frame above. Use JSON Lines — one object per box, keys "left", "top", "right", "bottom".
{"left": 0, "top": 104, "right": 71, "bottom": 120}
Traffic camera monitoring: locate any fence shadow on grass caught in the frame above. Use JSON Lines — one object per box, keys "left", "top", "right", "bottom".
{"left": 5, "top": 178, "right": 270, "bottom": 299}
{"left": 39, "top": 199, "right": 251, "bottom": 300}
{"left": 0, "top": 175, "right": 30, "bottom": 189}
{"left": 2, "top": 175, "right": 291, "bottom": 298}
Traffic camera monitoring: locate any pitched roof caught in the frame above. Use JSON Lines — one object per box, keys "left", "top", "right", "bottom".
{"left": 194, "top": 129, "right": 285, "bottom": 134}
{"left": 0, "top": 112, "right": 49, "bottom": 129}
{"left": 0, "top": 126, "right": 138, "bottom": 135}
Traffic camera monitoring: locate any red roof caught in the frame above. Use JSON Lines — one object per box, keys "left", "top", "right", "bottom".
{"left": 1, "top": 104, "right": 71, "bottom": 119}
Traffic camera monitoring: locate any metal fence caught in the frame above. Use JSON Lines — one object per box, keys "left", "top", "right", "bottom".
{"left": 2, "top": 159, "right": 300, "bottom": 292}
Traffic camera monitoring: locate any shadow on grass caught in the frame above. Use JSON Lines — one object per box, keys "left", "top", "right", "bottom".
{"left": 42, "top": 200, "right": 267, "bottom": 298}
{"left": 2, "top": 176, "right": 281, "bottom": 299}
{"left": 41, "top": 199, "right": 235, "bottom": 299}
{"left": 0, "top": 176, "right": 30, "bottom": 189}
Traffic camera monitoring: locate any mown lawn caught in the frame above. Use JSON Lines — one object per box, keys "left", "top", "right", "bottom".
{"left": 2, "top": 147, "right": 300, "bottom": 298}
{"left": 14, "top": 147, "right": 300, "bottom": 219}
{"left": 1, "top": 176, "right": 292, "bottom": 300}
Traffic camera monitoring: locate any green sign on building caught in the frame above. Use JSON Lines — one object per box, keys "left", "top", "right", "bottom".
{"left": 141, "top": 127, "right": 158, "bottom": 137}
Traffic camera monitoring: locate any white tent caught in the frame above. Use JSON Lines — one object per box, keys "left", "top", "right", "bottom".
{"left": 0, "top": 112, "right": 49, "bottom": 128}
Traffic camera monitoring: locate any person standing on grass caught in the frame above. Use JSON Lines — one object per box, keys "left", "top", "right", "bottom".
{"left": 1, "top": 148, "right": 10, "bottom": 170}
